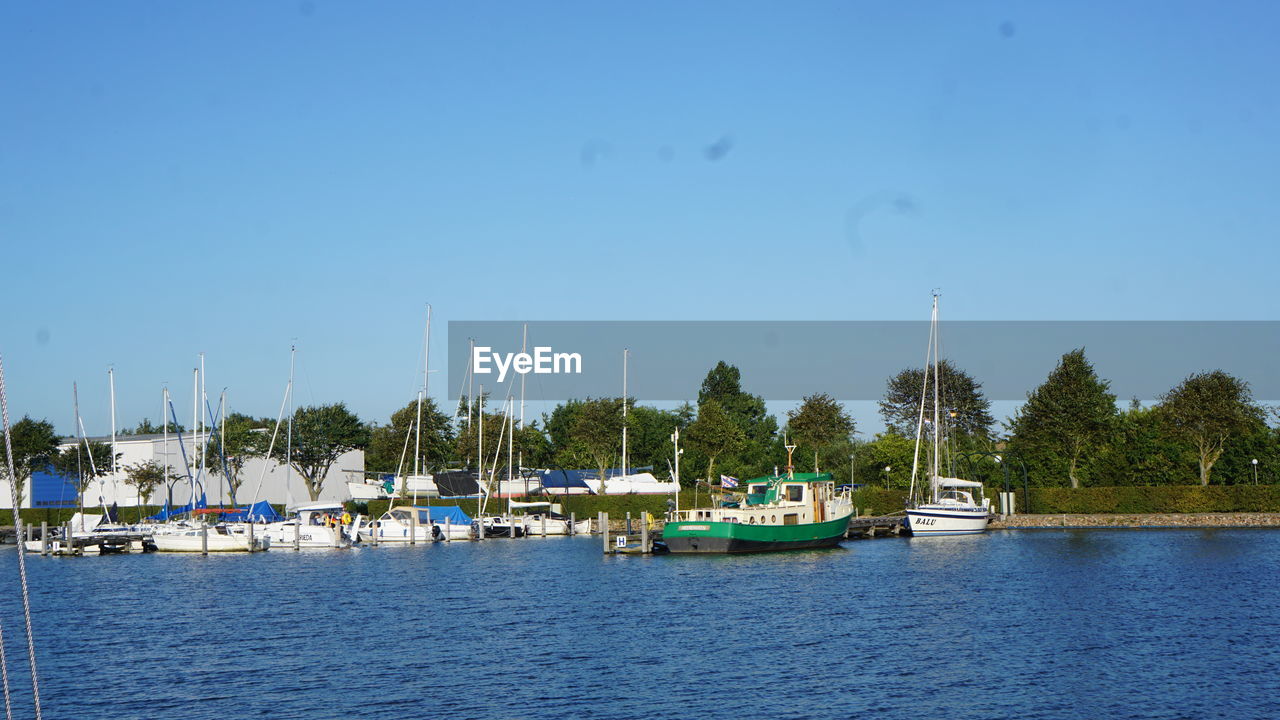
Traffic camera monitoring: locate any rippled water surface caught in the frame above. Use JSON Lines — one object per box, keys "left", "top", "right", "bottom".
{"left": 1, "top": 529, "right": 1278, "bottom": 719}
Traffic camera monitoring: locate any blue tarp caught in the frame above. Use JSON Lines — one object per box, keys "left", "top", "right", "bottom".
{"left": 422, "top": 505, "right": 472, "bottom": 525}
{"left": 222, "top": 500, "right": 284, "bottom": 523}
{"left": 146, "top": 492, "right": 208, "bottom": 521}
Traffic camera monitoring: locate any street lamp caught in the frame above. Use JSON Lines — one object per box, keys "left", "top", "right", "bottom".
{"left": 1253, "top": 458, "right": 1259, "bottom": 485}
{"left": 883, "top": 465, "right": 892, "bottom": 489}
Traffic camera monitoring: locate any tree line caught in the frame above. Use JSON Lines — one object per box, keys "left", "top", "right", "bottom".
{"left": 4, "top": 349, "right": 1276, "bottom": 506}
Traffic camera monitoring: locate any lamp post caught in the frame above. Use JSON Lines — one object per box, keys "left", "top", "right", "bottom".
{"left": 882, "top": 465, "right": 892, "bottom": 489}
{"left": 1253, "top": 458, "right": 1259, "bottom": 485}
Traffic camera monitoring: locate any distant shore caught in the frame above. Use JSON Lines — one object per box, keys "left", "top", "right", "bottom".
{"left": 991, "top": 513, "right": 1280, "bottom": 529}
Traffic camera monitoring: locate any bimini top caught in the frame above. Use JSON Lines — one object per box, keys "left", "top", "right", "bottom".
{"left": 933, "top": 476, "right": 983, "bottom": 488}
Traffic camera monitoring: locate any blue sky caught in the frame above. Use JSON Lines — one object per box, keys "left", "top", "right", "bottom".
{"left": 2, "top": 1, "right": 1278, "bottom": 435}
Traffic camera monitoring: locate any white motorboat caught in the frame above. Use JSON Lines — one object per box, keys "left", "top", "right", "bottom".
{"left": 903, "top": 293, "right": 991, "bottom": 537}
{"left": 509, "top": 502, "right": 592, "bottom": 535}
{"left": 258, "top": 502, "right": 353, "bottom": 549}
{"left": 584, "top": 471, "right": 680, "bottom": 495}
{"left": 359, "top": 505, "right": 475, "bottom": 543}
{"left": 151, "top": 524, "right": 269, "bottom": 552}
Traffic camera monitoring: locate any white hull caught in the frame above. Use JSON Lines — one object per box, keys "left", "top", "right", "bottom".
{"left": 152, "top": 531, "right": 268, "bottom": 552}
{"left": 260, "top": 522, "right": 351, "bottom": 549}
{"left": 583, "top": 473, "right": 679, "bottom": 495}
{"left": 515, "top": 515, "right": 593, "bottom": 536}
{"left": 358, "top": 522, "right": 472, "bottom": 543}
{"left": 905, "top": 506, "right": 989, "bottom": 536}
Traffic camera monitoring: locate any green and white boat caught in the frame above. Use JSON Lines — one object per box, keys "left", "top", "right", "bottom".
{"left": 661, "top": 471, "right": 854, "bottom": 554}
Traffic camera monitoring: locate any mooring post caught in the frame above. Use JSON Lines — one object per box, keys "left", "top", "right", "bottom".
{"left": 541, "top": 515, "right": 547, "bottom": 537}
{"left": 626, "top": 512, "right": 632, "bottom": 535}
{"left": 41, "top": 521, "right": 48, "bottom": 556}
{"left": 444, "top": 517, "right": 451, "bottom": 542}
{"left": 64, "top": 521, "right": 72, "bottom": 555}
{"left": 201, "top": 524, "right": 208, "bottom": 555}
{"left": 248, "top": 521, "right": 256, "bottom": 551}
{"left": 601, "top": 512, "right": 609, "bottom": 553}
{"left": 641, "top": 512, "right": 650, "bottom": 554}
{"left": 294, "top": 520, "right": 300, "bottom": 550}
{"left": 372, "top": 518, "right": 379, "bottom": 546}
{"left": 410, "top": 510, "right": 417, "bottom": 546}
{"left": 332, "top": 519, "right": 339, "bottom": 548}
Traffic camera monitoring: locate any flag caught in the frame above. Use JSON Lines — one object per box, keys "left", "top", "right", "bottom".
{"left": 720, "top": 475, "right": 739, "bottom": 488}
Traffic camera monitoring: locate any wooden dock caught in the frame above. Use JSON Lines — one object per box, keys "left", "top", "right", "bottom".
{"left": 844, "top": 515, "right": 906, "bottom": 539}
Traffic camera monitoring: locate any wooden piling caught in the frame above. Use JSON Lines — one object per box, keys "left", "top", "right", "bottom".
{"left": 641, "top": 512, "right": 650, "bottom": 553}
{"left": 600, "top": 512, "right": 609, "bottom": 553}
{"left": 409, "top": 509, "right": 417, "bottom": 545}
{"left": 201, "top": 525, "right": 208, "bottom": 555}
{"left": 40, "top": 521, "right": 48, "bottom": 556}
{"left": 569, "top": 513, "right": 575, "bottom": 536}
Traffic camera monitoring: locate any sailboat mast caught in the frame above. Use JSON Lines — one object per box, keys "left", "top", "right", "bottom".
{"left": 162, "top": 386, "right": 170, "bottom": 508}
{"left": 108, "top": 367, "right": 117, "bottom": 477}
{"left": 192, "top": 367, "right": 199, "bottom": 504}
{"left": 519, "top": 323, "right": 527, "bottom": 430}
{"left": 931, "top": 293, "right": 941, "bottom": 502}
{"left": 622, "top": 347, "right": 628, "bottom": 476}
{"left": 507, "top": 399, "right": 514, "bottom": 518}
{"left": 286, "top": 346, "right": 295, "bottom": 501}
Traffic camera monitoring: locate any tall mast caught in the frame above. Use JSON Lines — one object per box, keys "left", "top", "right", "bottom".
{"left": 507, "top": 399, "right": 514, "bottom": 518}
{"left": 467, "top": 339, "right": 475, "bottom": 427}
{"left": 220, "top": 389, "right": 227, "bottom": 507}
{"left": 192, "top": 367, "right": 199, "bottom": 503}
{"left": 199, "top": 353, "right": 206, "bottom": 489}
{"left": 286, "top": 346, "right": 295, "bottom": 501}
{"left": 162, "top": 386, "right": 170, "bottom": 509}
{"left": 931, "top": 293, "right": 941, "bottom": 502}
{"left": 622, "top": 348, "right": 629, "bottom": 476}
{"left": 519, "top": 324, "right": 527, "bottom": 430}
{"left": 108, "top": 367, "right": 117, "bottom": 478}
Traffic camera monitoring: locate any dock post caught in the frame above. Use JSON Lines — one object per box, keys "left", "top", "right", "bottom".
{"left": 63, "top": 522, "right": 71, "bottom": 555}
{"left": 626, "top": 512, "right": 632, "bottom": 535}
{"left": 332, "top": 520, "right": 339, "bottom": 548}
{"left": 444, "top": 517, "right": 451, "bottom": 542}
{"left": 248, "top": 522, "right": 256, "bottom": 552}
{"left": 294, "top": 520, "right": 301, "bottom": 550}
{"left": 569, "top": 513, "right": 575, "bottom": 536}
{"left": 541, "top": 515, "right": 547, "bottom": 537}
{"left": 201, "top": 525, "right": 208, "bottom": 555}
{"left": 410, "top": 510, "right": 417, "bottom": 545}
{"left": 641, "top": 512, "right": 650, "bottom": 554}
{"left": 40, "top": 521, "right": 48, "bottom": 556}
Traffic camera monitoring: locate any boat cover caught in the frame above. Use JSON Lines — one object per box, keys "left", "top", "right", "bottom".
{"left": 934, "top": 476, "right": 983, "bottom": 488}
{"left": 146, "top": 493, "right": 209, "bottom": 521}
{"left": 434, "top": 470, "right": 482, "bottom": 498}
{"left": 422, "top": 505, "right": 472, "bottom": 525}
{"left": 222, "top": 500, "right": 285, "bottom": 523}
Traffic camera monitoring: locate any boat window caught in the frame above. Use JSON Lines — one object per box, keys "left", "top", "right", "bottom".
{"left": 786, "top": 485, "right": 803, "bottom": 502}
{"left": 418, "top": 510, "right": 432, "bottom": 524}
{"left": 771, "top": 515, "right": 777, "bottom": 523}
{"left": 390, "top": 510, "right": 411, "bottom": 522}
{"left": 749, "top": 485, "right": 766, "bottom": 495}
{"left": 784, "top": 513, "right": 798, "bottom": 525}
{"left": 749, "top": 516, "right": 756, "bottom": 524}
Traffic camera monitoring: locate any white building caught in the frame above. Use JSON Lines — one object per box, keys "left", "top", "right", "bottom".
{"left": 0, "top": 433, "right": 364, "bottom": 510}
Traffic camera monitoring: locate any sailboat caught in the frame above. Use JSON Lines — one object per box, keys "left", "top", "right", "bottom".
{"left": 903, "top": 293, "right": 991, "bottom": 536}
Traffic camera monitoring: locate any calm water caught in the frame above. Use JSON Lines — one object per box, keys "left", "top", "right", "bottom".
{"left": 0, "top": 529, "right": 1277, "bottom": 719}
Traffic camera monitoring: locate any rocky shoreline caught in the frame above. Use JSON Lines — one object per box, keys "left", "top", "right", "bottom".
{"left": 991, "top": 513, "right": 1280, "bottom": 529}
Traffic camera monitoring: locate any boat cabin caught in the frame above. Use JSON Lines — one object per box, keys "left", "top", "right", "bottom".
{"left": 678, "top": 473, "right": 843, "bottom": 526}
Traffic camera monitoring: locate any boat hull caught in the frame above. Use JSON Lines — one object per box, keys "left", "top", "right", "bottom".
{"left": 904, "top": 507, "right": 989, "bottom": 536}
{"left": 662, "top": 513, "right": 852, "bottom": 554}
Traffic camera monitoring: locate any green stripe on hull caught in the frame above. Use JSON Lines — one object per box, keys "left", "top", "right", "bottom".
{"left": 662, "top": 513, "right": 853, "bottom": 554}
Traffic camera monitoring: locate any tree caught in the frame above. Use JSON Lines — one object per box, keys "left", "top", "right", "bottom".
{"left": 879, "top": 360, "right": 994, "bottom": 438}
{"left": 696, "top": 362, "right": 778, "bottom": 477}
{"left": 685, "top": 399, "right": 745, "bottom": 482}
{"left": 118, "top": 418, "right": 184, "bottom": 436}
{"left": 123, "top": 459, "right": 177, "bottom": 520}
{"left": 202, "top": 413, "right": 271, "bottom": 504}
{"left": 571, "top": 398, "right": 624, "bottom": 492}
{"left": 0, "top": 416, "right": 61, "bottom": 505}
{"left": 1007, "top": 349, "right": 1118, "bottom": 488}
{"left": 1157, "top": 371, "right": 1265, "bottom": 485}
{"left": 51, "top": 440, "right": 118, "bottom": 511}
{"left": 786, "top": 393, "right": 855, "bottom": 472}
{"left": 367, "top": 397, "right": 455, "bottom": 474}
{"left": 270, "top": 403, "right": 370, "bottom": 500}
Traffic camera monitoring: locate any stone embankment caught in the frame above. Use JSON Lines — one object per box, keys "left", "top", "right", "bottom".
{"left": 991, "top": 513, "right": 1280, "bottom": 529}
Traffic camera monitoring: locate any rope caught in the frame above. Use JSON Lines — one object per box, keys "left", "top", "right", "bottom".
{"left": 0, "top": 355, "right": 44, "bottom": 720}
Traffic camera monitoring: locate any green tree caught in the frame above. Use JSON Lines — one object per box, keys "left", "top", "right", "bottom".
{"left": 572, "top": 398, "right": 624, "bottom": 491}
{"left": 696, "top": 362, "right": 778, "bottom": 477}
{"left": 118, "top": 418, "right": 185, "bottom": 436}
{"left": 202, "top": 413, "right": 273, "bottom": 504}
{"left": 851, "top": 432, "right": 916, "bottom": 490}
{"left": 51, "top": 440, "right": 118, "bottom": 511}
{"left": 879, "top": 360, "right": 994, "bottom": 438}
{"left": 270, "top": 403, "right": 370, "bottom": 500}
{"left": 367, "top": 397, "right": 455, "bottom": 474}
{"left": 685, "top": 399, "right": 745, "bottom": 483}
{"left": 0, "top": 416, "right": 62, "bottom": 505}
{"left": 626, "top": 405, "right": 685, "bottom": 478}
{"left": 786, "top": 393, "right": 855, "bottom": 472}
{"left": 1157, "top": 371, "right": 1265, "bottom": 485}
{"left": 1007, "top": 349, "right": 1118, "bottom": 488}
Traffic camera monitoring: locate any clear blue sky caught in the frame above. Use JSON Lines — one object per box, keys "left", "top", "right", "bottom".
{"left": 3, "top": 1, "right": 1278, "bottom": 435}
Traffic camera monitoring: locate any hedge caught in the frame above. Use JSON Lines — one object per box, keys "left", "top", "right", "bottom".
{"left": 1018, "top": 485, "right": 1280, "bottom": 514}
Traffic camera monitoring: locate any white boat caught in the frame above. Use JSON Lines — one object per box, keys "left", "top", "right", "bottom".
{"left": 510, "top": 501, "right": 592, "bottom": 535}
{"left": 904, "top": 477, "right": 990, "bottom": 536}
{"left": 903, "top": 293, "right": 991, "bottom": 537}
{"left": 584, "top": 471, "right": 680, "bottom": 495}
{"left": 259, "top": 502, "right": 353, "bottom": 549}
{"left": 359, "top": 505, "right": 475, "bottom": 543}
{"left": 151, "top": 524, "right": 269, "bottom": 552}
